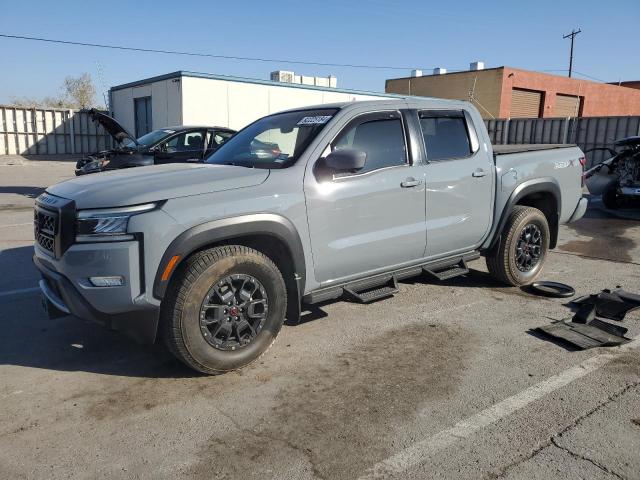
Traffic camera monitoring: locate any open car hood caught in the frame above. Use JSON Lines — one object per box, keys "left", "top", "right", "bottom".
{"left": 86, "top": 108, "right": 138, "bottom": 146}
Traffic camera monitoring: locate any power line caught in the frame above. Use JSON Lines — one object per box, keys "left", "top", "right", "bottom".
{"left": 540, "top": 69, "right": 608, "bottom": 83}
{"left": 1, "top": 32, "right": 611, "bottom": 83}
{"left": 0, "top": 33, "right": 451, "bottom": 72}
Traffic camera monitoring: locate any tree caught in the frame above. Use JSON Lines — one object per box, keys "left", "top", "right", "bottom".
{"left": 8, "top": 73, "right": 98, "bottom": 109}
{"left": 62, "top": 73, "right": 96, "bottom": 109}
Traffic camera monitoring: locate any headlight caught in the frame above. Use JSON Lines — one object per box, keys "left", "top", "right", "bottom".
{"left": 76, "top": 203, "right": 157, "bottom": 242}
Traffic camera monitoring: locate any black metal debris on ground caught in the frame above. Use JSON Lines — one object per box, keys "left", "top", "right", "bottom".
{"left": 533, "top": 287, "right": 638, "bottom": 350}
{"left": 572, "top": 289, "right": 640, "bottom": 321}
{"left": 535, "top": 320, "right": 630, "bottom": 350}
{"left": 572, "top": 303, "right": 596, "bottom": 324}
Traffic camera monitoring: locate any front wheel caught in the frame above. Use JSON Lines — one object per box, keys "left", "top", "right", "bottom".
{"left": 162, "top": 245, "right": 287, "bottom": 374}
{"left": 486, "top": 206, "right": 550, "bottom": 286}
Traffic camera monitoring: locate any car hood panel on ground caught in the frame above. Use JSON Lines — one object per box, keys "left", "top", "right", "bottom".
{"left": 47, "top": 163, "right": 270, "bottom": 209}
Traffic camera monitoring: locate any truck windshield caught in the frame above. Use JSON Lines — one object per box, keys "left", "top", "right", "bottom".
{"left": 206, "top": 109, "right": 338, "bottom": 169}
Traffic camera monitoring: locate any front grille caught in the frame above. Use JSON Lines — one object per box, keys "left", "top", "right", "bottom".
{"left": 34, "top": 208, "right": 58, "bottom": 255}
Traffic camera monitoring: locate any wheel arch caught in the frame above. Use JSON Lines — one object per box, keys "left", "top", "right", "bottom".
{"left": 485, "top": 178, "right": 561, "bottom": 253}
{"left": 153, "top": 214, "right": 305, "bottom": 322}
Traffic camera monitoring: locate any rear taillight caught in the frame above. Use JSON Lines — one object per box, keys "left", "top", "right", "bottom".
{"left": 579, "top": 157, "right": 586, "bottom": 187}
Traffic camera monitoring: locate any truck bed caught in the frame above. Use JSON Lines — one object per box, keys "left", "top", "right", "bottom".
{"left": 493, "top": 144, "right": 577, "bottom": 156}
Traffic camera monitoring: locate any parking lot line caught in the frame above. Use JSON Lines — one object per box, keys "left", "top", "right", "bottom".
{"left": 358, "top": 337, "right": 640, "bottom": 480}
{"left": 0, "top": 286, "right": 40, "bottom": 298}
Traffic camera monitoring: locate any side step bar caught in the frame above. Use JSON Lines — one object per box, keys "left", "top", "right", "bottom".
{"left": 344, "top": 277, "right": 399, "bottom": 304}
{"left": 303, "top": 251, "right": 480, "bottom": 305}
{"left": 423, "top": 259, "right": 469, "bottom": 281}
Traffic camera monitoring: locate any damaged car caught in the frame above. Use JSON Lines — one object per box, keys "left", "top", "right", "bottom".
{"left": 584, "top": 136, "right": 640, "bottom": 209}
{"left": 75, "top": 109, "right": 236, "bottom": 175}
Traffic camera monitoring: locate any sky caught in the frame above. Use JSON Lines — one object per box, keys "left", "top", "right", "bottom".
{"left": 1, "top": 0, "right": 639, "bottom": 105}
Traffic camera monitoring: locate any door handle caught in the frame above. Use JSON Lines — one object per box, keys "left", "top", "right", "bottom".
{"left": 401, "top": 178, "right": 422, "bottom": 188}
{"left": 472, "top": 169, "right": 487, "bottom": 178}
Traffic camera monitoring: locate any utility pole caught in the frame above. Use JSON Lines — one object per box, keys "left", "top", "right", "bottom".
{"left": 563, "top": 29, "right": 581, "bottom": 78}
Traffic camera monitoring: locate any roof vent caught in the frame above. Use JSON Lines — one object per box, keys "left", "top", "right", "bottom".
{"left": 470, "top": 61, "right": 485, "bottom": 71}
{"left": 411, "top": 69, "right": 423, "bottom": 77}
{"left": 270, "top": 70, "right": 337, "bottom": 87}
{"left": 271, "top": 70, "right": 295, "bottom": 83}
{"left": 433, "top": 67, "right": 447, "bottom": 75}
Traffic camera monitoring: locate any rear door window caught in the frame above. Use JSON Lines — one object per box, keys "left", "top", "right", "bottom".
{"left": 419, "top": 111, "right": 472, "bottom": 161}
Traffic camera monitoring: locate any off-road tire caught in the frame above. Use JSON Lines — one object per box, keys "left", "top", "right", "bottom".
{"left": 162, "top": 245, "right": 287, "bottom": 375}
{"left": 486, "top": 206, "right": 550, "bottom": 287}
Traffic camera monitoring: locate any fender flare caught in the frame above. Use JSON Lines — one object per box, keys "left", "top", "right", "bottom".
{"left": 485, "top": 178, "right": 561, "bottom": 252}
{"left": 152, "top": 213, "right": 306, "bottom": 300}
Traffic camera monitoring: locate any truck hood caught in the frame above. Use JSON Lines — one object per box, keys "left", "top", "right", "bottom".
{"left": 47, "top": 163, "right": 270, "bottom": 209}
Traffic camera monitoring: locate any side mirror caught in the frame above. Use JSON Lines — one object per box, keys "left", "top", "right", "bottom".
{"left": 325, "top": 149, "right": 366, "bottom": 172}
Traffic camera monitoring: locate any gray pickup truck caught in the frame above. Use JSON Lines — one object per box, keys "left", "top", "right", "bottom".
{"left": 34, "top": 99, "right": 587, "bottom": 374}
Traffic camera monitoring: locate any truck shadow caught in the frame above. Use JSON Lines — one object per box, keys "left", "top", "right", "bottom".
{"left": 0, "top": 245, "right": 196, "bottom": 379}
{"left": 0, "top": 186, "right": 45, "bottom": 199}
{"left": 0, "top": 295, "right": 196, "bottom": 379}
{"left": 0, "top": 246, "right": 531, "bottom": 379}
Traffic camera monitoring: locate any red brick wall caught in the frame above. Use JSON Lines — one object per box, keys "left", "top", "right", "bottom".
{"left": 499, "top": 67, "right": 640, "bottom": 118}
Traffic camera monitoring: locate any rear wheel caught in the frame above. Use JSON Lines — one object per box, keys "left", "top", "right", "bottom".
{"left": 162, "top": 245, "right": 287, "bottom": 374}
{"left": 486, "top": 206, "right": 550, "bottom": 286}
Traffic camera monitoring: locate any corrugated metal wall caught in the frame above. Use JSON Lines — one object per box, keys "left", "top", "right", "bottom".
{"left": 0, "top": 106, "right": 111, "bottom": 156}
{"left": 485, "top": 116, "right": 640, "bottom": 167}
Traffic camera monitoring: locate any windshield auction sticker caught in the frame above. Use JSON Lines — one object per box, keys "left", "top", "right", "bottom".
{"left": 297, "top": 116, "right": 332, "bottom": 126}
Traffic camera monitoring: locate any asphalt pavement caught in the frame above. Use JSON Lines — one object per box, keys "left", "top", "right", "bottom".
{"left": 0, "top": 160, "right": 639, "bottom": 480}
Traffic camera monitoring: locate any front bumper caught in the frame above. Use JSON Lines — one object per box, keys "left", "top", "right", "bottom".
{"left": 34, "top": 253, "right": 160, "bottom": 344}
{"left": 620, "top": 186, "right": 640, "bottom": 197}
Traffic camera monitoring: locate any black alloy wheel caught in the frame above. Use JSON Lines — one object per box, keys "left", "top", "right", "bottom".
{"left": 199, "top": 274, "right": 269, "bottom": 351}
{"left": 515, "top": 224, "right": 543, "bottom": 272}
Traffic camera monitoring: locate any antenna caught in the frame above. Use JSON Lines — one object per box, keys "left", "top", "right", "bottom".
{"left": 563, "top": 29, "right": 581, "bottom": 78}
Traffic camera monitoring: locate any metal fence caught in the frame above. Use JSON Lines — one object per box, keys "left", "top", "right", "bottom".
{"left": 0, "top": 105, "right": 112, "bottom": 156}
{"left": 485, "top": 116, "right": 640, "bottom": 168}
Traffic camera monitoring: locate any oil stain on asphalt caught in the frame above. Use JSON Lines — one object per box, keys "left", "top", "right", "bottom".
{"left": 189, "top": 322, "right": 473, "bottom": 480}
{"left": 558, "top": 214, "right": 638, "bottom": 264}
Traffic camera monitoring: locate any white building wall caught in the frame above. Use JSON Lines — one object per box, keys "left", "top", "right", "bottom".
{"left": 112, "top": 74, "right": 391, "bottom": 134}
{"left": 110, "top": 87, "right": 134, "bottom": 133}
{"left": 110, "top": 79, "right": 181, "bottom": 134}
{"left": 180, "top": 75, "right": 389, "bottom": 131}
